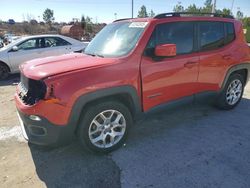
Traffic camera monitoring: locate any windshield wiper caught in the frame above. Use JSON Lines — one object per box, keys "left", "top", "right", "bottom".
{"left": 85, "top": 52, "right": 104, "bottom": 58}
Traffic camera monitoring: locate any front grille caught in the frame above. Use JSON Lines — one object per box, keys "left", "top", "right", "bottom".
{"left": 18, "top": 74, "right": 47, "bottom": 105}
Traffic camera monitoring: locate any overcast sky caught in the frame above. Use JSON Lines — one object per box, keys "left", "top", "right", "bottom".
{"left": 1, "top": 0, "right": 249, "bottom": 23}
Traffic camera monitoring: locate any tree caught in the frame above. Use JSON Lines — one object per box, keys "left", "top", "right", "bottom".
{"left": 236, "top": 10, "right": 244, "bottom": 20}
{"left": 242, "top": 17, "right": 250, "bottom": 27}
{"left": 85, "top": 16, "right": 93, "bottom": 33}
{"left": 43, "top": 8, "right": 54, "bottom": 24}
{"left": 216, "top": 8, "right": 231, "bottom": 16}
{"left": 149, "top": 10, "right": 155, "bottom": 17}
{"left": 138, "top": 5, "right": 148, "bottom": 18}
{"left": 173, "top": 2, "right": 184, "bottom": 12}
{"left": 202, "top": 0, "right": 212, "bottom": 13}
{"left": 204, "top": 0, "right": 212, "bottom": 7}
{"left": 81, "top": 15, "right": 86, "bottom": 30}
{"left": 185, "top": 4, "right": 200, "bottom": 13}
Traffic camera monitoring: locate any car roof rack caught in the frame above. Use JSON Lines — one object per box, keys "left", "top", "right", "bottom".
{"left": 154, "top": 12, "right": 234, "bottom": 19}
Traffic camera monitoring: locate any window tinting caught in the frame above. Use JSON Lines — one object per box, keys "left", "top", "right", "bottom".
{"left": 44, "top": 37, "right": 71, "bottom": 48}
{"left": 199, "top": 22, "right": 224, "bottom": 51}
{"left": 145, "top": 22, "right": 194, "bottom": 56}
{"left": 225, "top": 22, "right": 235, "bottom": 45}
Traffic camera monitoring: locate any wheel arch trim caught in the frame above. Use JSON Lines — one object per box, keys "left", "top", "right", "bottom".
{"left": 67, "top": 85, "right": 142, "bottom": 132}
{"left": 221, "top": 62, "right": 250, "bottom": 90}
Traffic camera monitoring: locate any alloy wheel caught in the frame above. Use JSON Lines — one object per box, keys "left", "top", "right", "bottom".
{"left": 88, "top": 110, "right": 126, "bottom": 148}
{"left": 226, "top": 79, "right": 243, "bottom": 105}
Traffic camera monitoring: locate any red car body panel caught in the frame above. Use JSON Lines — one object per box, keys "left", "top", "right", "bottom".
{"left": 15, "top": 16, "right": 250, "bottom": 127}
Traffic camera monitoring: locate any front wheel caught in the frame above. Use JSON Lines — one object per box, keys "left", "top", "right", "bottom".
{"left": 215, "top": 74, "right": 244, "bottom": 110}
{"left": 0, "top": 64, "right": 9, "bottom": 80}
{"left": 77, "top": 101, "right": 133, "bottom": 153}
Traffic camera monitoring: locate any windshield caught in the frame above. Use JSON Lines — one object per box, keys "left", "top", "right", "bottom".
{"left": 84, "top": 21, "right": 148, "bottom": 58}
{"left": 0, "top": 37, "right": 24, "bottom": 51}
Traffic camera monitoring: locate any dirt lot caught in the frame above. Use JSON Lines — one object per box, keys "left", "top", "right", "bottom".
{"left": 1, "top": 74, "right": 250, "bottom": 188}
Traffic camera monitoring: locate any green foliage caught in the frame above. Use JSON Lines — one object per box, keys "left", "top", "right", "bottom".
{"left": 204, "top": 0, "right": 212, "bottom": 7}
{"left": 245, "top": 26, "right": 250, "bottom": 43}
{"left": 43, "top": 8, "right": 54, "bottom": 24}
{"left": 186, "top": 4, "right": 201, "bottom": 13}
{"left": 216, "top": 8, "right": 231, "bottom": 16}
{"left": 202, "top": 0, "right": 212, "bottom": 13}
{"left": 242, "top": 17, "right": 250, "bottom": 28}
{"left": 173, "top": 0, "right": 233, "bottom": 16}
{"left": 149, "top": 10, "right": 155, "bottom": 17}
{"left": 85, "top": 16, "right": 93, "bottom": 33}
{"left": 81, "top": 15, "right": 86, "bottom": 30}
{"left": 173, "top": 2, "right": 184, "bottom": 12}
{"left": 236, "top": 10, "right": 244, "bottom": 20}
{"left": 138, "top": 5, "right": 148, "bottom": 18}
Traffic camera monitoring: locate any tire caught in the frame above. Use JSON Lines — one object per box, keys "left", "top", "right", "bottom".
{"left": 77, "top": 100, "right": 133, "bottom": 153}
{"left": 0, "top": 64, "right": 9, "bottom": 80}
{"left": 215, "top": 74, "right": 245, "bottom": 110}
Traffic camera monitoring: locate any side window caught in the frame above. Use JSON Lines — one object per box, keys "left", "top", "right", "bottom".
{"left": 225, "top": 22, "right": 235, "bottom": 45}
{"left": 18, "top": 39, "right": 38, "bottom": 50}
{"left": 199, "top": 22, "right": 224, "bottom": 51}
{"left": 44, "top": 37, "right": 71, "bottom": 48}
{"left": 56, "top": 37, "right": 71, "bottom": 46}
{"left": 145, "top": 22, "right": 194, "bottom": 56}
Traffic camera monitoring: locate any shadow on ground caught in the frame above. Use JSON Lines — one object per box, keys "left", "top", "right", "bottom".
{"left": 28, "top": 97, "right": 250, "bottom": 188}
{"left": 0, "top": 74, "right": 20, "bottom": 86}
{"left": 29, "top": 142, "right": 121, "bottom": 188}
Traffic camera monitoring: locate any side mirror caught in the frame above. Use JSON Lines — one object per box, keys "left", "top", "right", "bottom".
{"left": 155, "top": 44, "right": 176, "bottom": 57}
{"left": 12, "top": 46, "right": 18, "bottom": 51}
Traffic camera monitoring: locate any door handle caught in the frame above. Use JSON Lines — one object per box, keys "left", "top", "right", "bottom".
{"left": 184, "top": 61, "right": 198, "bottom": 68}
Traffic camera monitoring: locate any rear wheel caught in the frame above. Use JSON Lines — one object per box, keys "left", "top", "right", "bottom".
{"left": 77, "top": 101, "right": 133, "bottom": 153}
{"left": 215, "top": 74, "right": 244, "bottom": 110}
{"left": 0, "top": 64, "right": 9, "bottom": 80}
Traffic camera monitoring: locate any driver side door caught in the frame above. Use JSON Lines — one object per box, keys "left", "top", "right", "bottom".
{"left": 141, "top": 21, "right": 200, "bottom": 111}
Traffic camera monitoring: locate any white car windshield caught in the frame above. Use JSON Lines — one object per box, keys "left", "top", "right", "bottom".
{"left": 0, "top": 37, "right": 24, "bottom": 51}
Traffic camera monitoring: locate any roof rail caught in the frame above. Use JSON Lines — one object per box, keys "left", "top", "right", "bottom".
{"left": 154, "top": 12, "right": 234, "bottom": 19}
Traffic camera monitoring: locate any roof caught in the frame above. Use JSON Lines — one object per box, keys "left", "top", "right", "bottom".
{"left": 21, "top": 34, "right": 65, "bottom": 40}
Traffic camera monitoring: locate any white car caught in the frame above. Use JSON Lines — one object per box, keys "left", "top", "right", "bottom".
{"left": 0, "top": 34, "right": 87, "bottom": 79}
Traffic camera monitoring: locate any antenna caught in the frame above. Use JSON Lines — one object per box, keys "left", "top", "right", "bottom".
{"left": 132, "top": 0, "right": 134, "bottom": 18}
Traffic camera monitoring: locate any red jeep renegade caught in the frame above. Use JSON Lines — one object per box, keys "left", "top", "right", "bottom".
{"left": 15, "top": 13, "right": 250, "bottom": 153}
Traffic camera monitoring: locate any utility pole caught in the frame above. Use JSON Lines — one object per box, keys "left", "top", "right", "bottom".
{"left": 212, "top": 0, "right": 216, "bottom": 13}
{"left": 231, "top": 0, "right": 235, "bottom": 13}
{"left": 132, "top": 0, "right": 134, "bottom": 18}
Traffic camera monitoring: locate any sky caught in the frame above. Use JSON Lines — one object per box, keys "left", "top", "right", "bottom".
{"left": 0, "top": 0, "right": 250, "bottom": 24}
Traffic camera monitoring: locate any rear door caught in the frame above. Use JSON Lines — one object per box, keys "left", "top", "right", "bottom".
{"left": 42, "top": 37, "right": 72, "bottom": 57}
{"left": 197, "top": 21, "right": 236, "bottom": 92}
{"left": 140, "top": 21, "right": 199, "bottom": 111}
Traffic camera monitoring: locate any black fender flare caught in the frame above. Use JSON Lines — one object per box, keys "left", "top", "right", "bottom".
{"left": 220, "top": 62, "right": 250, "bottom": 90}
{"left": 67, "top": 85, "right": 142, "bottom": 132}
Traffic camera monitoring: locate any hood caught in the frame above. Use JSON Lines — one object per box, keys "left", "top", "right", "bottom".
{"left": 20, "top": 53, "right": 117, "bottom": 80}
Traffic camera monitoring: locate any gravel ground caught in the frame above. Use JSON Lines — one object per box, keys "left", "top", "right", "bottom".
{"left": 0, "top": 74, "right": 250, "bottom": 188}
